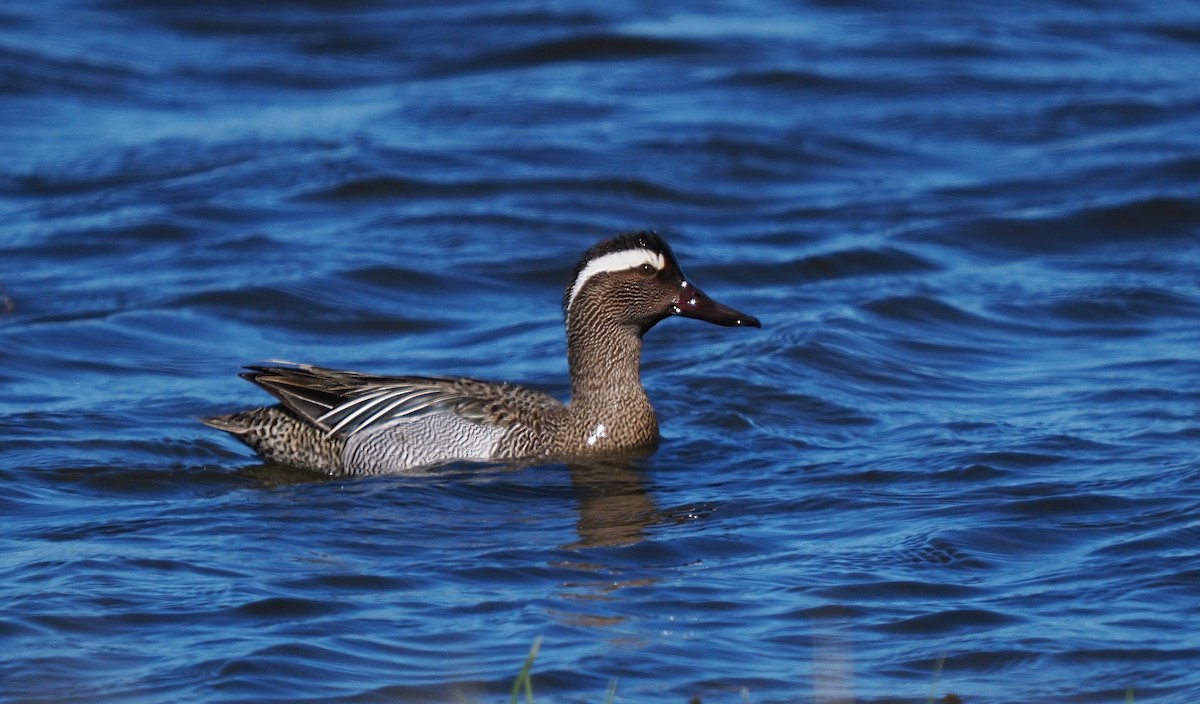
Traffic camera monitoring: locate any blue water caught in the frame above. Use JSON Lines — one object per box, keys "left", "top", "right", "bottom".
{"left": 3, "top": 1, "right": 1200, "bottom": 702}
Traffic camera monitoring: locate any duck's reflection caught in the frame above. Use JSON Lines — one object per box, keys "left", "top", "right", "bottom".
{"left": 234, "top": 456, "right": 672, "bottom": 628}
{"left": 235, "top": 456, "right": 661, "bottom": 549}
{"left": 234, "top": 461, "right": 337, "bottom": 488}
{"left": 564, "top": 457, "right": 658, "bottom": 549}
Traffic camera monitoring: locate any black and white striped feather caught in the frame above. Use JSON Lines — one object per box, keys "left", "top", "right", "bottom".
{"left": 240, "top": 363, "right": 553, "bottom": 438}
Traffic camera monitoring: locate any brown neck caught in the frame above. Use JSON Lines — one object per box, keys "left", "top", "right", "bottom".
{"left": 565, "top": 316, "right": 646, "bottom": 411}
{"left": 561, "top": 298, "right": 660, "bottom": 451}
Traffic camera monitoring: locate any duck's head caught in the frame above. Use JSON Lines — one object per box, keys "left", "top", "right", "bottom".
{"left": 563, "top": 231, "right": 761, "bottom": 334}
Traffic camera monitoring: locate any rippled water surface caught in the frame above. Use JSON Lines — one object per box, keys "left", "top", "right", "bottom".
{"left": 4, "top": 1, "right": 1200, "bottom": 702}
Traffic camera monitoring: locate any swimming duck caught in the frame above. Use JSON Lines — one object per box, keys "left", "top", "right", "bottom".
{"left": 203, "top": 231, "right": 760, "bottom": 474}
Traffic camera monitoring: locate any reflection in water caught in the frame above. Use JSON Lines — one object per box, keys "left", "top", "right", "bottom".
{"left": 233, "top": 460, "right": 451, "bottom": 487}
{"left": 233, "top": 456, "right": 662, "bottom": 550}
{"left": 235, "top": 456, "right": 669, "bottom": 626}
{"left": 234, "top": 461, "right": 338, "bottom": 488}
{"left": 549, "top": 458, "right": 665, "bottom": 628}
{"left": 566, "top": 458, "right": 658, "bottom": 549}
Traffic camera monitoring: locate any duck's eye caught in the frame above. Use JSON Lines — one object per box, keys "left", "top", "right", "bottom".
{"left": 639, "top": 263, "right": 656, "bottom": 274}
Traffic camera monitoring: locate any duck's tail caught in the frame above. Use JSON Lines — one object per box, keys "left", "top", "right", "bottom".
{"left": 202, "top": 406, "right": 345, "bottom": 475}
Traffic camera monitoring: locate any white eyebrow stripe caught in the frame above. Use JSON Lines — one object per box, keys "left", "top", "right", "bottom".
{"left": 567, "top": 248, "right": 665, "bottom": 310}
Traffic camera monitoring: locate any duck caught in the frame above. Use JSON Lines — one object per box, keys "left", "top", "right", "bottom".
{"left": 203, "top": 231, "right": 760, "bottom": 475}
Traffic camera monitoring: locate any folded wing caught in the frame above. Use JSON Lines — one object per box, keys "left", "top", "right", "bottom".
{"left": 240, "top": 363, "right": 551, "bottom": 438}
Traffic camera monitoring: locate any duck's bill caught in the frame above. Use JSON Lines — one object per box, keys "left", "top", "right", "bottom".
{"left": 672, "top": 281, "right": 761, "bottom": 328}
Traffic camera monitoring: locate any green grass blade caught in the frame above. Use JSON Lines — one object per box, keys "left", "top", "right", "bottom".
{"left": 509, "top": 636, "right": 543, "bottom": 704}
{"left": 603, "top": 677, "right": 618, "bottom": 704}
